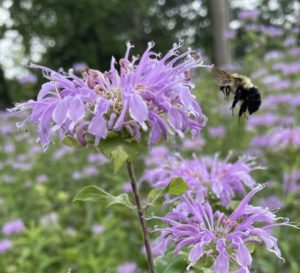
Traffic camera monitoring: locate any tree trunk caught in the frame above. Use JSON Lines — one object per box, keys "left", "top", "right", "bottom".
{"left": 0, "top": 66, "right": 11, "bottom": 109}
{"left": 211, "top": 0, "right": 232, "bottom": 66}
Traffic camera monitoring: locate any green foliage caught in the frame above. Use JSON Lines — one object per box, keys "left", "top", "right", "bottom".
{"left": 147, "top": 189, "right": 165, "bottom": 207}
{"left": 148, "top": 176, "right": 188, "bottom": 207}
{"left": 61, "top": 135, "right": 82, "bottom": 148}
{"left": 74, "top": 185, "right": 135, "bottom": 210}
{"left": 154, "top": 252, "right": 186, "bottom": 273}
{"left": 165, "top": 177, "right": 188, "bottom": 195}
{"left": 98, "top": 134, "right": 148, "bottom": 174}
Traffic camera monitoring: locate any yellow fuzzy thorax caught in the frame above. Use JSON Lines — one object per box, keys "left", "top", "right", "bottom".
{"left": 231, "top": 73, "right": 254, "bottom": 89}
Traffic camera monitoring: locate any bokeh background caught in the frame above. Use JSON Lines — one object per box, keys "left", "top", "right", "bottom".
{"left": 0, "top": 0, "right": 300, "bottom": 272}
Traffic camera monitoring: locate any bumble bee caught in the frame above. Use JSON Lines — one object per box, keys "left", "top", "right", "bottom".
{"left": 211, "top": 66, "right": 261, "bottom": 118}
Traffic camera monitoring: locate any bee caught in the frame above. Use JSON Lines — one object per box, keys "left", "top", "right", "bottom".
{"left": 211, "top": 66, "right": 261, "bottom": 118}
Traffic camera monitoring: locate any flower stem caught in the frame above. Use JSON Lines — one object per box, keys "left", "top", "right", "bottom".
{"left": 126, "top": 160, "right": 155, "bottom": 273}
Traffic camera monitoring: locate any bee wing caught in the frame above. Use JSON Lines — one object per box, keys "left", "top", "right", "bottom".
{"left": 211, "top": 67, "right": 237, "bottom": 87}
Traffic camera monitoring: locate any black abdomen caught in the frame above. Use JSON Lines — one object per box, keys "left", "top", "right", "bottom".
{"left": 247, "top": 87, "right": 261, "bottom": 115}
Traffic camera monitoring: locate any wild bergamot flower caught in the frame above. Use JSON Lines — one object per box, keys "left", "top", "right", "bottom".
{"left": 144, "top": 152, "right": 261, "bottom": 206}
{"left": 153, "top": 185, "right": 293, "bottom": 273}
{"left": 10, "top": 41, "right": 207, "bottom": 149}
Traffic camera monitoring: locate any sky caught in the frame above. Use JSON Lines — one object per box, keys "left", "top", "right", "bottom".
{"left": 0, "top": 0, "right": 46, "bottom": 79}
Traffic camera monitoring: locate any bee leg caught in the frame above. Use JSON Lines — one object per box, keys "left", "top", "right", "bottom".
{"left": 225, "top": 86, "right": 230, "bottom": 101}
{"left": 220, "top": 87, "right": 226, "bottom": 98}
{"left": 230, "top": 89, "right": 241, "bottom": 115}
{"left": 238, "top": 101, "right": 248, "bottom": 119}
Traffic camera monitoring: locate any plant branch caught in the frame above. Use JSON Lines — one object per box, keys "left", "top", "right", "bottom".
{"left": 126, "top": 160, "right": 155, "bottom": 273}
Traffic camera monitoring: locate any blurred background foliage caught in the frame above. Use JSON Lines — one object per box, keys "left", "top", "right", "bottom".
{"left": 0, "top": 0, "right": 300, "bottom": 273}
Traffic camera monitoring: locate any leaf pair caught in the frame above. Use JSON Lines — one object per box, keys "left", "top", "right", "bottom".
{"left": 148, "top": 177, "right": 188, "bottom": 207}
{"left": 73, "top": 185, "right": 135, "bottom": 210}
{"left": 61, "top": 133, "right": 147, "bottom": 174}
{"left": 74, "top": 177, "right": 189, "bottom": 210}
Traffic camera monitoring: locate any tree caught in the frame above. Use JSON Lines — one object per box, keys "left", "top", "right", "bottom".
{"left": 211, "top": 0, "right": 231, "bottom": 66}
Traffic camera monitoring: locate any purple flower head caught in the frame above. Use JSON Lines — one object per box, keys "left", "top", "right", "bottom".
{"left": 83, "top": 166, "right": 99, "bottom": 176}
{"left": 259, "top": 196, "right": 283, "bottom": 210}
{"left": 180, "top": 136, "right": 206, "bottom": 151}
{"left": 144, "top": 145, "right": 174, "bottom": 166}
{"left": 4, "top": 142, "right": 15, "bottom": 153}
{"left": 292, "top": 26, "right": 300, "bottom": 33}
{"left": 283, "top": 169, "right": 300, "bottom": 193}
{"left": 36, "top": 174, "right": 49, "bottom": 184}
{"left": 208, "top": 126, "right": 225, "bottom": 138}
{"left": 0, "top": 123, "right": 14, "bottom": 134}
{"left": 251, "top": 127, "right": 300, "bottom": 151}
{"left": 244, "top": 24, "right": 258, "bottom": 31}
{"left": 91, "top": 224, "right": 105, "bottom": 235}
{"left": 117, "top": 262, "right": 139, "bottom": 273}
{"left": 260, "top": 25, "right": 283, "bottom": 37}
{"left": 71, "top": 171, "right": 84, "bottom": 180}
{"left": 250, "top": 135, "right": 270, "bottom": 148}
{"left": 144, "top": 152, "right": 261, "bottom": 206}
{"left": 52, "top": 146, "right": 74, "bottom": 160}
{"left": 87, "top": 153, "right": 109, "bottom": 164}
{"left": 263, "top": 51, "right": 283, "bottom": 61}
{"left": 283, "top": 37, "right": 297, "bottom": 47}
{"left": 0, "top": 239, "right": 13, "bottom": 254}
{"left": 288, "top": 47, "right": 300, "bottom": 56}
{"left": 238, "top": 9, "right": 258, "bottom": 20}
{"left": 223, "top": 29, "right": 236, "bottom": 40}
{"left": 246, "top": 113, "right": 279, "bottom": 131}
{"left": 18, "top": 74, "right": 38, "bottom": 85}
{"left": 2, "top": 219, "right": 25, "bottom": 235}
{"left": 271, "top": 80, "right": 292, "bottom": 90}
{"left": 72, "top": 62, "right": 88, "bottom": 72}
{"left": 262, "top": 94, "right": 294, "bottom": 110}
{"left": 153, "top": 185, "right": 293, "bottom": 272}
{"left": 280, "top": 62, "right": 300, "bottom": 75}
{"left": 10, "top": 41, "right": 207, "bottom": 150}
{"left": 122, "top": 182, "right": 132, "bottom": 193}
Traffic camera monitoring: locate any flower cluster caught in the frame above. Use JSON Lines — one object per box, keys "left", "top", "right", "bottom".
{"left": 144, "top": 151, "right": 261, "bottom": 206}
{"left": 10, "top": 41, "right": 207, "bottom": 149}
{"left": 18, "top": 74, "right": 38, "bottom": 85}
{"left": 283, "top": 169, "right": 300, "bottom": 193}
{"left": 238, "top": 9, "right": 258, "bottom": 20}
{"left": 117, "top": 262, "right": 140, "bottom": 273}
{"left": 2, "top": 219, "right": 24, "bottom": 235}
{"left": 0, "top": 240, "right": 13, "bottom": 254}
{"left": 250, "top": 127, "right": 300, "bottom": 151}
{"left": 153, "top": 186, "right": 292, "bottom": 273}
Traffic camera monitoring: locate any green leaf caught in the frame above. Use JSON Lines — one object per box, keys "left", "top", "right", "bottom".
{"left": 61, "top": 135, "right": 82, "bottom": 148}
{"left": 98, "top": 136, "right": 147, "bottom": 174}
{"left": 147, "top": 177, "right": 188, "bottom": 207}
{"left": 106, "top": 193, "right": 134, "bottom": 209}
{"left": 147, "top": 189, "right": 165, "bottom": 206}
{"left": 229, "top": 200, "right": 240, "bottom": 210}
{"left": 199, "top": 269, "right": 214, "bottom": 273}
{"left": 246, "top": 242, "right": 256, "bottom": 254}
{"left": 154, "top": 252, "right": 185, "bottom": 273}
{"left": 110, "top": 146, "right": 130, "bottom": 174}
{"left": 166, "top": 177, "right": 188, "bottom": 195}
{"left": 73, "top": 185, "right": 135, "bottom": 209}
